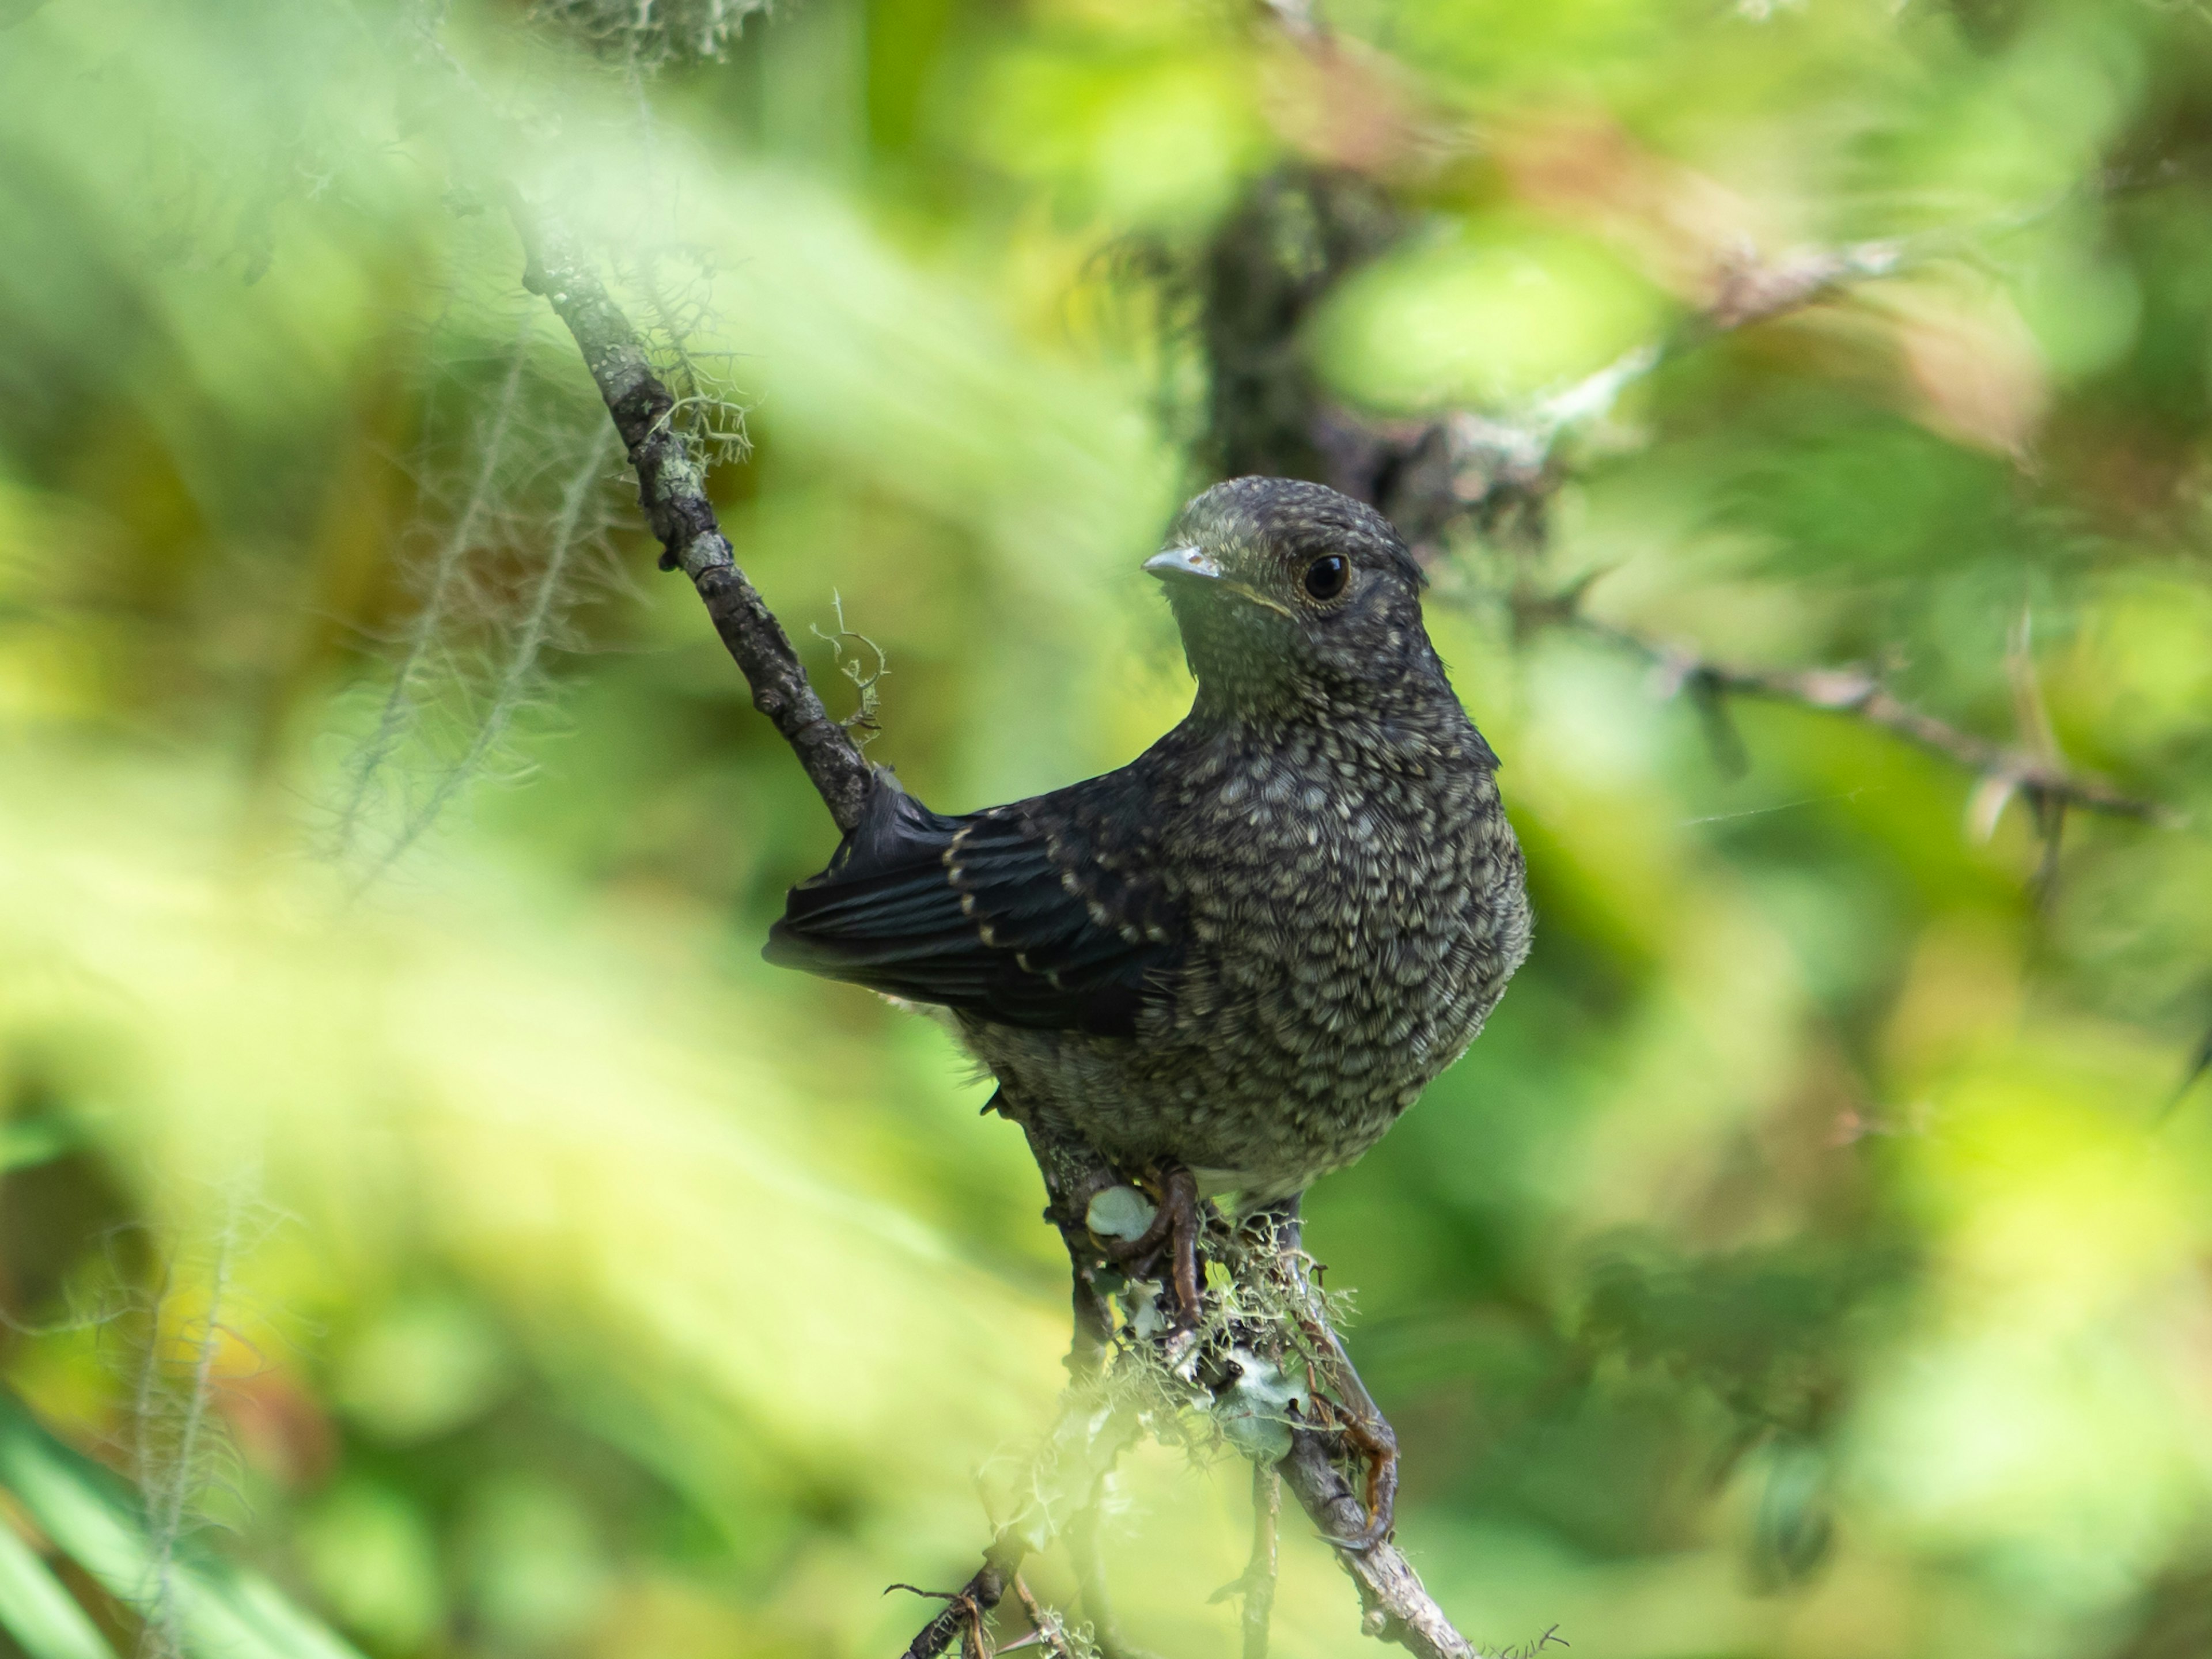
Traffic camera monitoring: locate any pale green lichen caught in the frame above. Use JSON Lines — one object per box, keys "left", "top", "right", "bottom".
{"left": 810, "top": 593, "right": 887, "bottom": 747}
{"left": 533, "top": 0, "right": 767, "bottom": 65}
{"left": 1057, "top": 1210, "right": 1357, "bottom": 1478}
{"left": 1212, "top": 1350, "right": 1311, "bottom": 1463}
{"left": 1084, "top": 1184, "right": 1156, "bottom": 1243}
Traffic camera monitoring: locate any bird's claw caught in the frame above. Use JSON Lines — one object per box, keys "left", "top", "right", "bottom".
{"left": 1313, "top": 1478, "right": 1395, "bottom": 1552}
{"left": 1316, "top": 1528, "right": 1382, "bottom": 1551}
{"left": 1342, "top": 1422, "right": 1399, "bottom": 1550}
{"left": 1092, "top": 1161, "right": 1205, "bottom": 1337}
{"left": 1313, "top": 1362, "right": 1399, "bottom": 1551}
{"left": 1317, "top": 1508, "right": 1393, "bottom": 1553}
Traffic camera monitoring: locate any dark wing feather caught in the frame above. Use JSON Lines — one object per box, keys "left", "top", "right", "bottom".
{"left": 763, "top": 776, "right": 1179, "bottom": 1038}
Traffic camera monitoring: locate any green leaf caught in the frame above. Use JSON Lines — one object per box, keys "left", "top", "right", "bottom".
{"left": 0, "top": 1390, "right": 365, "bottom": 1659}
{"left": 0, "top": 1119, "right": 72, "bottom": 1175}
{"left": 0, "top": 1518, "right": 111, "bottom": 1659}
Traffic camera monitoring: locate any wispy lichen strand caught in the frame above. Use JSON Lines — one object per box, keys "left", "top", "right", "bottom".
{"left": 338, "top": 318, "right": 535, "bottom": 852}
{"left": 366, "top": 418, "right": 618, "bottom": 879}
{"left": 131, "top": 1195, "right": 246, "bottom": 1659}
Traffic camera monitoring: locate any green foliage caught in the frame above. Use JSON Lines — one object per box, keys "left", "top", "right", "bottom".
{"left": 0, "top": 1516, "right": 111, "bottom": 1659}
{"left": 5, "top": 0, "right": 2212, "bottom": 1656}
{"left": 0, "top": 1388, "right": 363, "bottom": 1659}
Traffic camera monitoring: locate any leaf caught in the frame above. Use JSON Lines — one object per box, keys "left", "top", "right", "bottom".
{"left": 0, "top": 1390, "right": 365, "bottom": 1659}
{"left": 0, "top": 1519, "right": 111, "bottom": 1659}
{"left": 0, "top": 1119, "right": 72, "bottom": 1175}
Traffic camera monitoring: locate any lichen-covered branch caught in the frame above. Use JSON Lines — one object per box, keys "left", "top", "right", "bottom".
{"left": 1026, "top": 1122, "right": 1482, "bottom": 1659}
{"left": 895, "top": 1116, "right": 1483, "bottom": 1659}
{"left": 506, "top": 195, "right": 875, "bottom": 834}
{"left": 1281, "top": 1432, "right": 1474, "bottom": 1659}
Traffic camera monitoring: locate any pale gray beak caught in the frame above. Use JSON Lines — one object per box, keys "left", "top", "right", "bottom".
{"left": 1145, "top": 546, "right": 1222, "bottom": 583}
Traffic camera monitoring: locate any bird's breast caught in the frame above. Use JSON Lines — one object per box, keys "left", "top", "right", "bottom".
{"left": 1150, "top": 737, "right": 1514, "bottom": 1085}
{"left": 969, "top": 717, "right": 1529, "bottom": 1201}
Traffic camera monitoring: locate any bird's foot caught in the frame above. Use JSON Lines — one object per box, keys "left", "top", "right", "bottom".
{"left": 1316, "top": 1400, "right": 1398, "bottom": 1552}
{"left": 1298, "top": 1289, "right": 1399, "bottom": 1551}
{"left": 1088, "top": 1161, "right": 1205, "bottom": 1339}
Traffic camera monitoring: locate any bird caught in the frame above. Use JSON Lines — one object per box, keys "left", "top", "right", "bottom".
{"left": 764, "top": 476, "right": 1531, "bottom": 1532}
{"left": 769, "top": 469, "right": 1527, "bottom": 1205}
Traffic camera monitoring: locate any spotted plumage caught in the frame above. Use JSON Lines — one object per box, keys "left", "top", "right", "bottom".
{"left": 767, "top": 476, "right": 1531, "bottom": 1203}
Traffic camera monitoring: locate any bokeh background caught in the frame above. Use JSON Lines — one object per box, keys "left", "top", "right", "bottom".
{"left": 7, "top": 1, "right": 2212, "bottom": 1656}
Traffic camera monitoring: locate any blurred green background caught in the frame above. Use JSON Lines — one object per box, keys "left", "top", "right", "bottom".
{"left": 7, "top": 0, "right": 2212, "bottom": 1655}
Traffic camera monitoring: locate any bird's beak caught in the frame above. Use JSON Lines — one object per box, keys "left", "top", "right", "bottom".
{"left": 1145, "top": 546, "right": 1222, "bottom": 584}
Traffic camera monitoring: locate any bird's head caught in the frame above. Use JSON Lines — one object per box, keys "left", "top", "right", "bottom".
{"left": 1149, "top": 476, "right": 1435, "bottom": 719}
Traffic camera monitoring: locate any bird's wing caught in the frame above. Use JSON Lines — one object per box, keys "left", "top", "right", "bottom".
{"left": 763, "top": 774, "right": 1180, "bottom": 1038}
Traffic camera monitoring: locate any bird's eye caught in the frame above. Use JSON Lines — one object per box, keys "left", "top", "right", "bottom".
{"left": 1302, "top": 554, "right": 1350, "bottom": 601}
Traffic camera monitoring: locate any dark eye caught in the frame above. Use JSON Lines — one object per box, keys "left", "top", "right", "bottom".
{"left": 1302, "top": 554, "right": 1349, "bottom": 601}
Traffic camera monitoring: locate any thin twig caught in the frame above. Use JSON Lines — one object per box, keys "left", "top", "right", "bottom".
{"left": 1321, "top": 233, "right": 1916, "bottom": 540}
{"left": 1255, "top": 1198, "right": 1475, "bottom": 1659}
{"left": 896, "top": 1338, "right": 1149, "bottom": 1659}
{"left": 1011, "top": 1575, "right": 1079, "bottom": 1659}
{"left": 1553, "top": 611, "right": 2172, "bottom": 826}
{"left": 1242, "top": 1462, "right": 1281, "bottom": 1659}
{"left": 1279, "top": 1431, "right": 1476, "bottom": 1659}
{"left": 506, "top": 194, "right": 875, "bottom": 834}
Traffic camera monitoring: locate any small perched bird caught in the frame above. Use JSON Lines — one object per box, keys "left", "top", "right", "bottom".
{"left": 769, "top": 477, "right": 1528, "bottom": 1544}
{"left": 767, "top": 475, "right": 1531, "bottom": 1217}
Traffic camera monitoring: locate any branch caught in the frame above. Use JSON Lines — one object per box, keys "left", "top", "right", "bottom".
{"left": 1271, "top": 187, "right": 2173, "bottom": 833}
{"left": 1318, "top": 234, "right": 1910, "bottom": 544}
{"left": 1696, "top": 237, "right": 1906, "bottom": 336}
{"left": 893, "top": 1544, "right": 1025, "bottom": 1659}
{"left": 1028, "top": 1123, "right": 1483, "bottom": 1659}
{"left": 501, "top": 205, "right": 1054, "bottom": 1657}
{"left": 1427, "top": 235, "right": 2175, "bottom": 833}
{"left": 1552, "top": 609, "right": 2173, "bottom": 826}
{"left": 1011, "top": 1573, "right": 1084, "bottom": 1659}
{"left": 1259, "top": 1196, "right": 1474, "bottom": 1659}
{"left": 506, "top": 194, "right": 875, "bottom": 834}
{"left": 1281, "top": 1433, "right": 1474, "bottom": 1659}
{"left": 1240, "top": 1463, "right": 1280, "bottom": 1659}
{"left": 900, "top": 1118, "right": 1484, "bottom": 1658}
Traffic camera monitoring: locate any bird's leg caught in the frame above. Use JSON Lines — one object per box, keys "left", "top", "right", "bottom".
{"left": 1320, "top": 1388, "right": 1399, "bottom": 1552}
{"left": 1093, "top": 1180, "right": 1176, "bottom": 1263}
{"left": 1258, "top": 1195, "right": 1399, "bottom": 1551}
{"left": 1092, "top": 1161, "right": 1204, "bottom": 1336}
{"left": 1160, "top": 1162, "right": 1203, "bottom": 1334}
{"left": 1298, "top": 1319, "right": 1399, "bottom": 1549}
